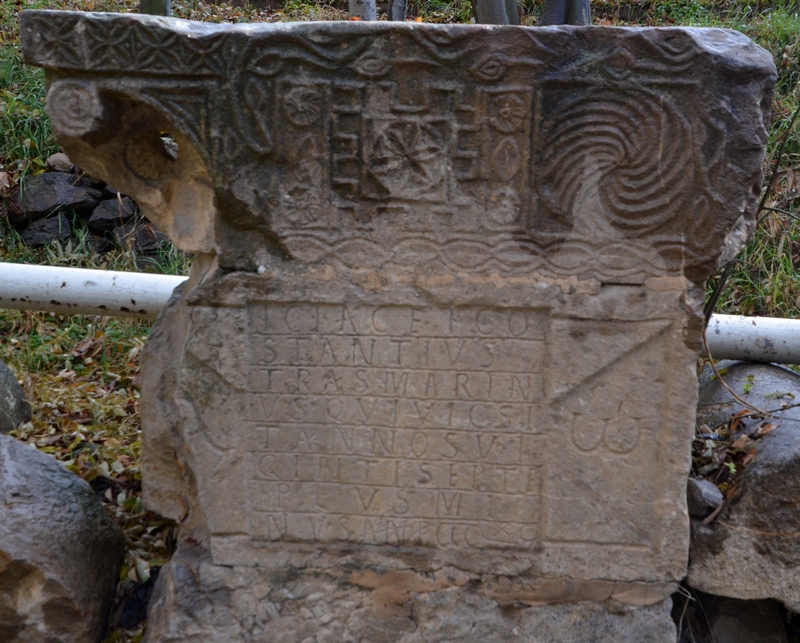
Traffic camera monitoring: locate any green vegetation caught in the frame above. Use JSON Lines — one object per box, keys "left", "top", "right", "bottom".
{"left": 1, "top": 0, "right": 799, "bottom": 640}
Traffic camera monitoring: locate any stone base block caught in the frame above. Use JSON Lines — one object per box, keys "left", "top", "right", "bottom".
{"left": 147, "top": 542, "right": 676, "bottom": 643}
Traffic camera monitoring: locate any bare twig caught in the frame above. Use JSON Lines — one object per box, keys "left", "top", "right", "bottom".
{"left": 703, "top": 100, "right": 800, "bottom": 327}
{"left": 759, "top": 205, "right": 800, "bottom": 223}
{"left": 717, "top": 520, "right": 800, "bottom": 537}
{"left": 702, "top": 330, "right": 772, "bottom": 417}
{"left": 702, "top": 261, "right": 737, "bottom": 325}
{"left": 675, "top": 585, "right": 697, "bottom": 643}
{"left": 701, "top": 498, "right": 727, "bottom": 526}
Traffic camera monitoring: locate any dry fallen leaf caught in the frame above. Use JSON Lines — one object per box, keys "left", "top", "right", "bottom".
{"left": 756, "top": 422, "right": 777, "bottom": 437}
{"left": 71, "top": 336, "right": 97, "bottom": 357}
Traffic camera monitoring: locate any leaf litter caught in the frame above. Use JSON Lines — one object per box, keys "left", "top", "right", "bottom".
{"left": 692, "top": 407, "right": 780, "bottom": 509}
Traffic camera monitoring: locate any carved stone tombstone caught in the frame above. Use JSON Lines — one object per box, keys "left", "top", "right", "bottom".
{"left": 21, "top": 13, "right": 775, "bottom": 641}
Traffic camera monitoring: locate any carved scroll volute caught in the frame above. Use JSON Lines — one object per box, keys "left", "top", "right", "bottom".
{"left": 44, "top": 78, "right": 217, "bottom": 255}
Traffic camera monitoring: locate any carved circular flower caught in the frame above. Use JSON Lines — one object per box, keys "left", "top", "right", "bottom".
{"left": 282, "top": 185, "right": 321, "bottom": 226}
{"left": 368, "top": 121, "right": 446, "bottom": 197}
{"left": 47, "top": 81, "right": 103, "bottom": 138}
{"left": 487, "top": 186, "right": 521, "bottom": 226}
{"left": 283, "top": 86, "right": 322, "bottom": 127}
{"left": 489, "top": 93, "right": 526, "bottom": 134}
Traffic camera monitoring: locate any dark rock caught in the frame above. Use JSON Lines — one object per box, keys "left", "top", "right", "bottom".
{"left": 82, "top": 175, "right": 107, "bottom": 190}
{"left": 709, "top": 595, "right": 787, "bottom": 643}
{"left": 45, "top": 152, "right": 75, "bottom": 173}
{"left": 687, "top": 478, "right": 724, "bottom": 519}
{"left": 87, "top": 234, "right": 115, "bottom": 255}
{"left": 102, "top": 185, "right": 125, "bottom": 200}
{"left": 113, "top": 222, "right": 168, "bottom": 253}
{"left": 12, "top": 172, "right": 102, "bottom": 226}
{"left": 674, "top": 588, "right": 788, "bottom": 643}
{"left": 696, "top": 360, "right": 800, "bottom": 430}
{"left": 20, "top": 213, "right": 72, "bottom": 248}
{"left": 112, "top": 566, "right": 161, "bottom": 631}
{"left": 87, "top": 196, "right": 137, "bottom": 232}
{"left": 20, "top": 213, "right": 72, "bottom": 247}
{"left": 690, "top": 361, "right": 800, "bottom": 612}
{"left": 0, "top": 361, "right": 30, "bottom": 434}
{"left": 0, "top": 433, "right": 125, "bottom": 643}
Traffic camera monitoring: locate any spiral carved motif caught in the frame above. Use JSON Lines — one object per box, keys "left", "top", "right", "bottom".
{"left": 46, "top": 82, "right": 104, "bottom": 138}
{"left": 538, "top": 89, "right": 694, "bottom": 237}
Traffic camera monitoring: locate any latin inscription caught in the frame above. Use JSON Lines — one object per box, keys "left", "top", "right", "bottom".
{"left": 244, "top": 304, "right": 547, "bottom": 549}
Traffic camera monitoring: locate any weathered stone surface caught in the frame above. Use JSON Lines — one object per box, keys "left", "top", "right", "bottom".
{"left": 87, "top": 196, "right": 137, "bottom": 232}
{"left": 691, "top": 362, "right": 800, "bottom": 612}
{"left": 0, "top": 360, "right": 30, "bottom": 434}
{"left": 20, "top": 212, "right": 72, "bottom": 247}
{"left": 20, "top": 11, "right": 775, "bottom": 640}
{"left": 0, "top": 433, "right": 125, "bottom": 643}
{"left": 147, "top": 541, "right": 677, "bottom": 642}
{"left": 686, "top": 478, "right": 723, "bottom": 519}
{"left": 12, "top": 171, "right": 102, "bottom": 225}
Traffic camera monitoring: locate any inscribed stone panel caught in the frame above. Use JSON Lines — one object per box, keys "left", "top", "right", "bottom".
{"left": 240, "top": 303, "right": 546, "bottom": 551}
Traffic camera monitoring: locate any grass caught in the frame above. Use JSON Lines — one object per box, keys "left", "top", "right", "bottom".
{"left": 1, "top": 0, "right": 800, "bottom": 640}
{"left": 0, "top": 35, "right": 57, "bottom": 178}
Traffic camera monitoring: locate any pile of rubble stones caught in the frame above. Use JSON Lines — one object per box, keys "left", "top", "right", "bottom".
{"left": 4, "top": 153, "right": 168, "bottom": 255}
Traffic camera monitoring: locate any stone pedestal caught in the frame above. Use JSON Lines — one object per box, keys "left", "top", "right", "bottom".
{"left": 20, "top": 12, "right": 776, "bottom": 641}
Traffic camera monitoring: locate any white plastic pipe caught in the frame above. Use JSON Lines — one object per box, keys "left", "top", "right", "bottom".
{"left": 1, "top": 263, "right": 799, "bottom": 363}
{"left": 0, "top": 262, "right": 187, "bottom": 319}
{"left": 703, "top": 314, "right": 800, "bottom": 363}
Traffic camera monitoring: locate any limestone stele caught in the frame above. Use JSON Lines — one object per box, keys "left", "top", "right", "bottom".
{"left": 21, "top": 12, "right": 776, "bottom": 640}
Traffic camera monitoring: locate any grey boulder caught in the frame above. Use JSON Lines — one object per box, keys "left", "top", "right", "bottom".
{"left": 690, "top": 361, "right": 800, "bottom": 612}
{"left": 0, "top": 434, "right": 125, "bottom": 642}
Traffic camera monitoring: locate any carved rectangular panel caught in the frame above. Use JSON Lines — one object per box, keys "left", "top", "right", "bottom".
{"left": 173, "top": 295, "right": 693, "bottom": 583}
